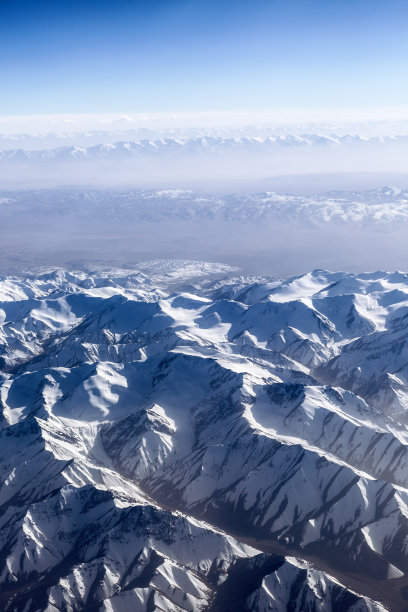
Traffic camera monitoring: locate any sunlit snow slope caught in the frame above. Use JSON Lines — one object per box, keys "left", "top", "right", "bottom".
{"left": 2, "top": 262, "right": 408, "bottom": 611}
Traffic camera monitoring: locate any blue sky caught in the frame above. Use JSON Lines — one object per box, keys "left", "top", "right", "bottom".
{"left": 1, "top": 0, "right": 408, "bottom": 116}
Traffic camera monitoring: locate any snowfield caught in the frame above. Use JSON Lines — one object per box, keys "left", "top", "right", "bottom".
{"left": 3, "top": 262, "right": 408, "bottom": 610}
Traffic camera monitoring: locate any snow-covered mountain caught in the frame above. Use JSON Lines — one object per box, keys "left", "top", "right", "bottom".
{"left": 1, "top": 134, "right": 408, "bottom": 164}
{"left": 2, "top": 186, "right": 408, "bottom": 227}
{"left": 3, "top": 262, "right": 408, "bottom": 610}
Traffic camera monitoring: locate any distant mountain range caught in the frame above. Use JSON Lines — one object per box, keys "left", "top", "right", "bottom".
{"left": 2, "top": 186, "right": 408, "bottom": 226}
{"left": 1, "top": 134, "right": 408, "bottom": 162}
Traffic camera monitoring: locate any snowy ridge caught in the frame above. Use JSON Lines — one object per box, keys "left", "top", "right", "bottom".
{"left": 3, "top": 263, "right": 408, "bottom": 609}
{"left": 1, "top": 134, "right": 408, "bottom": 162}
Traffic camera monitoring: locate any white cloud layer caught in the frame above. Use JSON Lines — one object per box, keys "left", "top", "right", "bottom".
{"left": 1, "top": 108, "right": 408, "bottom": 137}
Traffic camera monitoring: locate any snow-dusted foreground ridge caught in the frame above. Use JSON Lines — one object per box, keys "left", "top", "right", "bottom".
{"left": 4, "top": 262, "right": 408, "bottom": 610}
